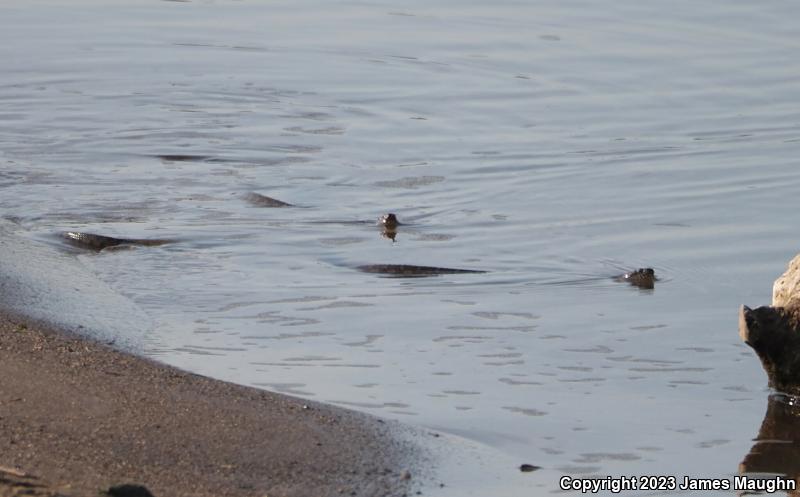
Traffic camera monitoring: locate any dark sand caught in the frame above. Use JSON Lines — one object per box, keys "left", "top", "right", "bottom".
{"left": 0, "top": 315, "right": 415, "bottom": 497}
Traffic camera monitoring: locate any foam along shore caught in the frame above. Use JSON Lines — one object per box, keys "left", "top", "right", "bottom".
{"left": 0, "top": 314, "right": 415, "bottom": 497}
{"left": 0, "top": 220, "right": 152, "bottom": 350}
{"left": 0, "top": 221, "right": 415, "bottom": 496}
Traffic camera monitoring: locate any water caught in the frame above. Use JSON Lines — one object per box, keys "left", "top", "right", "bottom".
{"left": 2, "top": 0, "right": 800, "bottom": 494}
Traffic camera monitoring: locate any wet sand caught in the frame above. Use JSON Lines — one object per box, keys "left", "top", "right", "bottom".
{"left": 0, "top": 315, "right": 415, "bottom": 497}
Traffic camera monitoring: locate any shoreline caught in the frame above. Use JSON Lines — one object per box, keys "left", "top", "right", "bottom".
{"left": 0, "top": 314, "right": 416, "bottom": 497}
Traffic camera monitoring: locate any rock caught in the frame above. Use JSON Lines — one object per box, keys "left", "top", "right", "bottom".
{"left": 106, "top": 484, "right": 156, "bottom": 497}
{"left": 773, "top": 253, "right": 800, "bottom": 308}
{"left": 741, "top": 254, "right": 800, "bottom": 394}
{"left": 739, "top": 305, "right": 800, "bottom": 394}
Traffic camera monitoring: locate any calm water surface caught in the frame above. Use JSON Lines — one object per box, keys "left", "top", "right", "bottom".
{"left": 2, "top": 1, "right": 800, "bottom": 494}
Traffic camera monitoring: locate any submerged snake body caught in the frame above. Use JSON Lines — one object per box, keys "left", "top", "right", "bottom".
{"left": 62, "top": 207, "right": 485, "bottom": 275}
{"left": 63, "top": 232, "right": 173, "bottom": 251}
{"left": 356, "top": 264, "right": 486, "bottom": 277}
{"left": 243, "top": 192, "right": 294, "bottom": 208}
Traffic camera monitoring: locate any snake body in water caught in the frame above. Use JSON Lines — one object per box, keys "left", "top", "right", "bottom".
{"left": 61, "top": 193, "right": 655, "bottom": 282}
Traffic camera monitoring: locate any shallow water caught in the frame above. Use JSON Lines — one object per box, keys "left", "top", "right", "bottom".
{"left": 2, "top": 0, "right": 800, "bottom": 494}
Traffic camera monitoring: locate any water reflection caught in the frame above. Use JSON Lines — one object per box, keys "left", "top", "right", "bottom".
{"left": 740, "top": 394, "right": 800, "bottom": 493}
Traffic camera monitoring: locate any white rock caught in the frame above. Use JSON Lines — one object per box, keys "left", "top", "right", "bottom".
{"left": 773, "top": 253, "right": 800, "bottom": 308}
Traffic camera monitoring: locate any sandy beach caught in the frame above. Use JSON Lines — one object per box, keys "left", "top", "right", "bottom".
{"left": 0, "top": 314, "right": 415, "bottom": 497}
